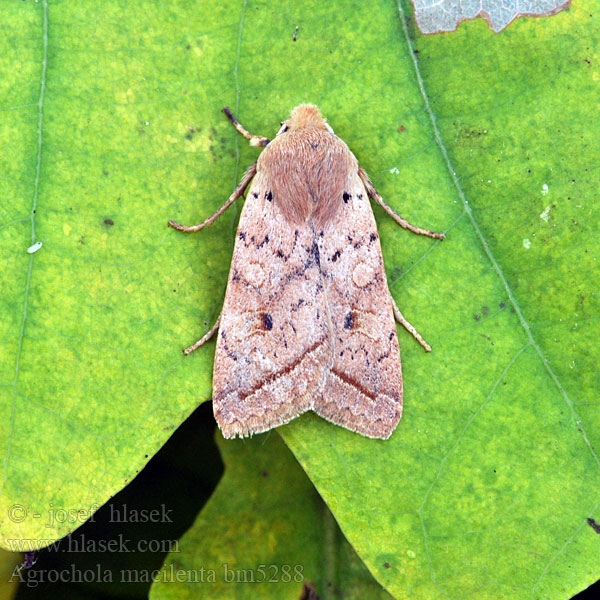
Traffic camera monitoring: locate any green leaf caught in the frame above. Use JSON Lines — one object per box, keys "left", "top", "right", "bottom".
{"left": 1, "top": 1, "right": 598, "bottom": 599}
{"left": 150, "top": 432, "right": 393, "bottom": 599}
{"left": 281, "top": 3, "right": 600, "bottom": 599}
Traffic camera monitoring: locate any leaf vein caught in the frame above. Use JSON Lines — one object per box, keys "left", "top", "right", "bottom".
{"left": 1, "top": 0, "right": 49, "bottom": 506}
{"left": 396, "top": 0, "right": 600, "bottom": 472}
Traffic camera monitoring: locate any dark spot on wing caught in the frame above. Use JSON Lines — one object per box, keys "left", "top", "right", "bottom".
{"left": 266, "top": 190, "right": 273, "bottom": 202}
{"left": 257, "top": 234, "right": 270, "bottom": 248}
{"left": 263, "top": 312, "right": 273, "bottom": 330}
{"left": 331, "top": 250, "right": 340, "bottom": 262}
{"left": 369, "top": 233, "right": 377, "bottom": 242}
{"left": 377, "top": 351, "right": 390, "bottom": 363}
{"left": 310, "top": 240, "right": 320, "bottom": 268}
{"left": 344, "top": 312, "right": 354, "bottom": 330}
{"left": 343, "top": 192, "right": 351, "bottom": 203}
{"left": 239, "top": 231, "right": 246, "bottom": 240}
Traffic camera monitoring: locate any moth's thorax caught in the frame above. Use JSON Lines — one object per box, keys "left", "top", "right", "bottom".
{"left": 257, "top": 125, "right": 358, "bottom": 227}
{"left": 287, "top": 104, "right": 328, "bottom": 131}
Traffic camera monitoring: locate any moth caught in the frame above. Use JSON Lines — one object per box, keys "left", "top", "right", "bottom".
{"left": 169, "top": 105, "right": 444, "bottom": 439}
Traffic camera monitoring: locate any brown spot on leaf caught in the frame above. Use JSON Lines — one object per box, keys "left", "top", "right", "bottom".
{"left": 588, "top": 518, "right": 600, "bottom": 533}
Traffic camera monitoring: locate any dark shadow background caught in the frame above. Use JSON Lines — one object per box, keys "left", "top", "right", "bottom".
{"left": 11, "top": 401, "right": 600, "bottom": 599}
{"left": 14, "top": 402, "right": 222, "bottom": 599}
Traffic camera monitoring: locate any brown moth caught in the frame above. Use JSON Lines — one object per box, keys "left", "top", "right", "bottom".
{"left": 169, "top": 105, "right": 444, "bottom": 439}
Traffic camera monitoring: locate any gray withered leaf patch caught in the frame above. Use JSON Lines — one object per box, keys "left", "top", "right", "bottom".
{"left": 410, "top": 0, "right": 570, "bottom": 34}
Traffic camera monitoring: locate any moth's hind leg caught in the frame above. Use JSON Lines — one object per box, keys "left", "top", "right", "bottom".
{"left": 168, "top": 162, "right": 257, "bottom": 232}
{"left": 358, "top": 167, "right": 445, "bottom": 240}
{"left": 390, "top": 296, "right": 432, "bottom": 352}
{"left": 222, "top": 107, "right": 270, "bottom": 147}
{"left": 183, "top": 316, "right": 221, "bottom": 356}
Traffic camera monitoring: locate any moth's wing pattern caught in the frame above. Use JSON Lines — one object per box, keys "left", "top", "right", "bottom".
{"left": 315, "top": 170, "right": 403, "bottom": 439}
{"left": 212, "top": 171, "right": 331, "bottom": 438}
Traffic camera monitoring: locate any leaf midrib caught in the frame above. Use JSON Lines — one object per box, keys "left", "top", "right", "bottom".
{"left": 396, "top": 0, "right": 598, "bottom": 468}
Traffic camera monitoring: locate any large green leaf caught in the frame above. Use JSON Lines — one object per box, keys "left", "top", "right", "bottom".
{"left": 150, "top": 432, "right": 393, "bottom": 599}
{"left": 1, "top": 1, "right": 598, "bottom": 599}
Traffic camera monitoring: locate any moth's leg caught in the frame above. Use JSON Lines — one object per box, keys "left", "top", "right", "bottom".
{"left": 390, "top": 295, "right": 432, "bottom": 352}
{"left": 183, "top": 315, "right": 221, "bottom": 356}
{"left": 168, "top": 162, "right": 257, "bottom": 232}
{"left": 222, "top": 107, "right": 270, "bottom": 147}
{"left": 358, "top": 167, "right": 445, "bottom": 240}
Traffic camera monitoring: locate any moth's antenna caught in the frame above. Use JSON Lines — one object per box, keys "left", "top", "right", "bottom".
{"left": 222, "top": 107, "right": 270, "bottom": 147}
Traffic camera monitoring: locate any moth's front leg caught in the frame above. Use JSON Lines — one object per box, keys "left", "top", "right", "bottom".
{"left": 168, "top": 162, "right": 257, "bottom": 233}
{"left": 222, "top": 107, "right": 270, "bottom": 147}
{"left": 183, "top": 315, "right": 221, "bottom": 356}
{"left": 358, "top": 167, "right": 445, "bottom": 240}
{"left": 390, "top": 295, "right": 431, "bottom": 352}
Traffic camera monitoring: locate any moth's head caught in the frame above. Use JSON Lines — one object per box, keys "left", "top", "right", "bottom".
{"left": 276, "top": 104, "right": 334, "bottom": 136}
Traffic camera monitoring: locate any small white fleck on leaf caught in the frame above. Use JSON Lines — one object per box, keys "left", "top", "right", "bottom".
{"left": 389, "top": 167, "right": 400, "bottom": 175}
{"left": 27, "top": 241, "right": 43, "bottom": 254}
{"left": 523, "top": 238, "right": 531, "bottom": 249}
{"left": 540, "top": 206, "right": 551, "bottom": 222}
{"left": 542, "top": 184, "right": 549, "bottom": 196}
